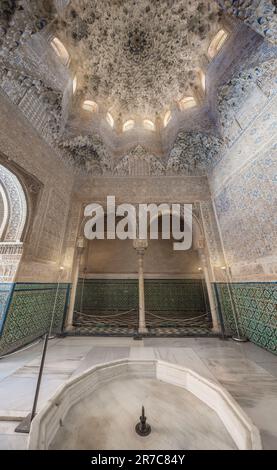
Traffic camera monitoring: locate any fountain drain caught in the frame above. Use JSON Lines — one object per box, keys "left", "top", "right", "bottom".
{"left": 135, "top": 406, "right": 151, "bottom": 436}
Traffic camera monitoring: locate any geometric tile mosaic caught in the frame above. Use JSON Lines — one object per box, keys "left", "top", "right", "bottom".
{"left": 0, "top": 283, "right": 13, "bottom": 334}
{"left": 214, "top": 282, "right": 277, "bottom": 355}
{"left": 68, "top": 324, "right": 216, "bottom": 338}
{"left": 75, "top": 278, "right": 207, "bottom": 314}
{"left": 145, "top": 279, "right": 207, "bottom": 313}
{"left": 75, "top": 278, "right": 138, "bottom": 313}
{"left": 74, "top": 309, "right": 211, "bottom": 330}
{"left": 0, "top": 283, "right": 70, "bottom": 356}
{"left": 73, "top": 278, "right": 212, "bottom": 337}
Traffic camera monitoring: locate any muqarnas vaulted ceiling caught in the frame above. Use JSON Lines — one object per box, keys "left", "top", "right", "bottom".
{"left": 0, "top": 0, "right": 276, "bottom": 177}
{"left": 55, "top": 0, "right": 221, "bottom": 117}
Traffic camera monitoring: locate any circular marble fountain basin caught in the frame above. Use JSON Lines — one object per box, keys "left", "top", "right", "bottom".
{"left": 28, "top": 359, "right": 261, "bottom": 450}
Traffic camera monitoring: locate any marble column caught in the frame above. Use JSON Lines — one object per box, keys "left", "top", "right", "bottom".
{"left": 65, "top": 238, "right": 85, "bottom": 331}
{"left": 198, "top": 250, "right": 220, "bottom": 333}
{"left": 133, "top": 239, "right": 148, "bottom": 334}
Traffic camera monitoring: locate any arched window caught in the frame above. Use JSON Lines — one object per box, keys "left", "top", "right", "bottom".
{"left": 82, "top": 100, "right": 98, "bottom": 113}
{"left": 143, "top": 119, "right": 155, "bottom": 131}
{"left": 51, "top": 37, "right": 70, "bottom": 66}
{"left": 199, "top": 70, "right": 206, "bottom": 92}
{"left": 163, "top": 110, "right": 172, "bottom": 128}
{"left": 123, "top": 119, "right": 135, "bottom": 132}
{"left": 208, "top": 29, "right": 228, "bottom": 59}
{"left": 72, "top": 76, "right": 77, "bottom": 94}
{"left": 106, "top": 112, "right": 114, "bottom": 128}
{"left": 179, "top": 96, "right": 197, "bottom": 111}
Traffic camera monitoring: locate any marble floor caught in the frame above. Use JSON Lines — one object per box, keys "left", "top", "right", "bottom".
{"left": 51, "top": 377, "right": 237, "bottom": 450}
{"left": 0, "top": 336, "right": 277, "bottom": 449}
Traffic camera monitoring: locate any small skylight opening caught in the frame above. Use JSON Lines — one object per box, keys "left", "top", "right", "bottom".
{"left": 72, "top": 76, "right": 77, "bottom": 94}
{"left": 106, "top": 112, "right": 114, "bottom": 128}
{"left": 179, "top": 96, "right": 197, "bottom": 111}
{"left": 143, "top": 119, "right": 155, "bottom": 131}
{"left": 51, "top": 37, "right": 70, "bottom": 66}
{"left": 123, "top": 119, "right": 135, "bottom": 132}
{"left": 208, "top": 29, "right": 228, "bottom": 59}
{"left": 82, "top": 100, "right": 98, "bottom": 113}
{"left": 163, "top": 110, "right": 172, "bottom": 128}
{"left": 200, "top": 70, "right": 206, "bottom": 92}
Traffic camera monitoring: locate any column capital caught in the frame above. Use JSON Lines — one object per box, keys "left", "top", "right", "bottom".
{"left": 76, "top": 237, "right": 85, "bottom": 255}
{"left": 133, "top": 239, "right": 148, "bottom": 255}
{"left": 198, "top": 249, "right": 208, "bottom": 267}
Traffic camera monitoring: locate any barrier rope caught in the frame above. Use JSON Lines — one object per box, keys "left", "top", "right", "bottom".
{"left": 75, "top": 308, "right": 136, "bottom": 318}
{"left": 73, "top": 309, "right": 209, "bottom": 328}
{"left": 145, "top": 311, "right": 208, "bottom": 322}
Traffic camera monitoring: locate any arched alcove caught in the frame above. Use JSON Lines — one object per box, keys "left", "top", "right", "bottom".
{"left": 0, "top": 164, "right": 27, "bottom": 282}
{"left": 80, "top": 210, "right": 204, "bottom": 277}
{"left": 72, "top": 208, "right": 211, "bottom": 334}
{"left": 0, "top": 183, "right": 8, "bottom": 240}
{"left": 0, "top": 165, "right": 27, "bottom": 243}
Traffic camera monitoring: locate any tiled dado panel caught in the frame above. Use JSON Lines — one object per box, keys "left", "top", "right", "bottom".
{"left": 75, "top": 279, "right": 138, "bottom": 313}
{"left": 0, "top": 283, "right": 70, "bottom": 356}
{"left": 74, "top": 279, "right": 206, "bottom": 313}
{"left": 0, "top": 283, "right": 13, "bottom": 333}
{"left": 214, "top": 282, "right": 277, "bottom": 354}
{"left": 145, "top": 279, "right": 206, "bottom": 313}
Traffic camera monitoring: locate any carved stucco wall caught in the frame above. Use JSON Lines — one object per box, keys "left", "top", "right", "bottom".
{"left": 217, "top": 0, "right": 277, "bottom": 44}
{"left": 75, "top": 174, "right": 211, "bottom": 205}
{"left": 70, "top": 177, "right": 223, "bottom": 283}
{"left": 0, "top": 91, "right": 75, "bottom": 282}
{"left": 210, "top": 67, "right": 277, "bottom": 281}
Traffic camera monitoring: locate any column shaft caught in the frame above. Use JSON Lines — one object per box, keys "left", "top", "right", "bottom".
{"left": 65, "top": 253, "right": 81, "bottom": 331}
{"left": 138, "top": 253, "right": 147, "bottom": 333}
{"left": 199, "top": 250, "right": 220, "bottom": 333}
{"left": 202, "top": 265, "right": 219, "bottom": 333}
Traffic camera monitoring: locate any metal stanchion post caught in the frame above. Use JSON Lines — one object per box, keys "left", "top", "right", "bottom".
{"left": 223, "top": 266, "right": 247, "bottom": 343}
{"left": 15, "top": 266, "right": 64, "bottom": 433}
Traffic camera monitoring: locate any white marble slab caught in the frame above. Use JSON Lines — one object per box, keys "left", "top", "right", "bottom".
{"left": 0, "top": 421, "right": 27, "bottom": 450}
{"left": 72, "top": 347, "right": 130, "bottom": 377}
{"left": 154, "top": 348, "right": 215, "bottom": 382}
{"left": 203, "top": 357, "right": 277, "bottom": 449}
